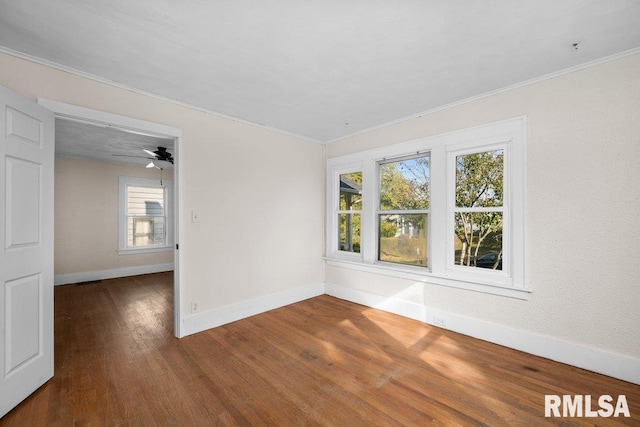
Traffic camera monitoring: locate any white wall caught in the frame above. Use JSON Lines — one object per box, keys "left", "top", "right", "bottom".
{"left": 325, "top": 53, "right": 640, "bottom": 361}
{"left": 2, "top": 48, "right": 638, "bottom": 380}
{"left": 54, "top": 156, "right": 173, "bottom": 278}
{"left": 0, "top": 52, "right": 325, "bottom": 318}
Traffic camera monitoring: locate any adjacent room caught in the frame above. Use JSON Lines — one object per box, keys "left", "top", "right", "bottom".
{"left": 54, "top": 118, "right": 176, "bottom": 289}
{"left": 1, "top": 0, "right": 639, "bottom": 424}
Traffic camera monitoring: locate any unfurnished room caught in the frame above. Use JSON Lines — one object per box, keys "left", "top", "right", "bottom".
{"left": 1, "top": 1, "right": 640, "bottom": 425}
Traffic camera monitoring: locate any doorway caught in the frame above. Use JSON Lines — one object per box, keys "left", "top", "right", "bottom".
{"left": 40, "top": 99, "right": 184, "bottom": 337}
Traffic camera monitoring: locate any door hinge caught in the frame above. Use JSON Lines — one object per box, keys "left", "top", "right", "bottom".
{"left": 176, "top": 244, "right": 179, "bottom": 250}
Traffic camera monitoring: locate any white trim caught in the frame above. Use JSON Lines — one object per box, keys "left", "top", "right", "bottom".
{"left": 325, "top": 47, "right": 640, "bottom": 144}
{"left": 38, "top": 99, "right": 182, "bottom": 138}
{"left": 117, "top": 246, "right": 172, "bottom": 255}
{"left": 39, "top": 99, "right": 185, "bottom": 338}
{"left": 118, "top": 176, "right": 174, "bottom": 253}
{"left": 54, "top": 263, "right": 174, "bottom": 286}
{"left": 0, "top": 47, "right": 321, "bottom": 144}
{"left": 6, "top": 46, "right": 640, "bottom": 145}
{"left": 326, "top": 259, "right": 530, "bottom": 299}
{"left": 181, "top": 283, "right": 326, "bottom": 337}
{"left": 326, "top": 118, "right": 527, "bottom": 296}
{"left": 326, "top": 162, "right": 364, "bottom": 261}
{"left": 325, "top": 283, "right": 640, "bottom": 385}
{"left": 173, "top": 136, "right": 184, "bottom": 337}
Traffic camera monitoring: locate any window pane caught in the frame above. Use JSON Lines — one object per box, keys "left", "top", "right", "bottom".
{"left": 133, "top": 218, "right": 153, "bottom": 246}
{"left": 339, "top": 213, "right": 360, "bottom": 253}
{"left": 455, "top": 150, "right": 503, "bottom": 208}
{"left": 128, "top": 186, "right": 165, "bottom": 215}
{"left": 380, "top": 155, "right": 430, "bottom": 210}
{"left": 454, "top": 212, "right": 502, "bottom": 270}
{"left": 129, "top": 216, "right": 165, "bottom": 247}
{"left": 340, "top": 172, "right": 362, "bottom": 210}
{"left": 379, "top": 214, "right": 428, "bottom": 267}
{"left": 127, "top": 185, "right": 166, "bottom": 248}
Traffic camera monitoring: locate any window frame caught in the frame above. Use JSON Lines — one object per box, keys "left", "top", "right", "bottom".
{"left": 327, "top": 162, "right": 364, "bottom": 262}
{"left": 326, "top": 117, "right": 529, "bottom": 299}
{"left": 376, "top": 152, "right": 431, "bottom": 269}
{"left": 118, "top": 176, "right": 173, "bottom": 255}
{"left": 337, "top": 171, "right": 363, "bottom": 254}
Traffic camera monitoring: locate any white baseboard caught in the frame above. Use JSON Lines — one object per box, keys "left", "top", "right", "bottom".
{"left": 181, "top": 283, "right": 326, "bottom": 337}
{"left": 54, "top": 263, "right": 174, "bottom": 286}
{"left": 325, "top": 282, "right": 640, "bottom": 385}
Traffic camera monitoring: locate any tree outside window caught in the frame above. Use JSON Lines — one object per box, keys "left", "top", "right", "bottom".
{"left": 378, "top": 155, "right": 430, "bottom": 267}
{"left": 338, "top": 172, "right": 362, "bottom": 253}
{"left": 454, "top": 149, "right": 504, "bottom": 270}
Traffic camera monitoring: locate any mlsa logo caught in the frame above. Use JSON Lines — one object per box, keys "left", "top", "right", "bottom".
{"left": 545, "top": 395, "right": 630, "bottom": 418}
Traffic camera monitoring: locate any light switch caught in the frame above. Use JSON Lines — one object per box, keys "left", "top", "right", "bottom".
{"left": 191, "top": 210, "right": 200, "bottom": 223}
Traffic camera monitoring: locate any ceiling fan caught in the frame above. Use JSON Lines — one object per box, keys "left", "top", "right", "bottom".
{"left": 112, "top": 146, "right": 174, "bottom": 164}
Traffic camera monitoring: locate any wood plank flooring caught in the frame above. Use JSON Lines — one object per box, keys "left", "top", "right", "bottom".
{"left": 1, "top": 272, "right": 639, "bottom": 425}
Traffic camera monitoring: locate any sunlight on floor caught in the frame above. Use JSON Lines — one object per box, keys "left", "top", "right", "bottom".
{"left": 330, "top": 318, "right": 395, "bottom": 363}
{"left": 361, "top": 308, "right": 430, "bottom": 348}
{"left": 420, "top": 337, "right": 486, "bottom": 383}
{"left": 124, "top": 298, "right": 163, "bottom": 335}
{"left": 319, "top": 339, "right": 344, "bottom": 364}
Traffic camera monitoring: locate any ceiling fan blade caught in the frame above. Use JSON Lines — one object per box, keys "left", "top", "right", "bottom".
{"left": 112, "top": 154, "right": 155, "bottom": 159}
{"left": 146, "top": 161, "right": 156, "bottom": 169}
{"left": 143, "top": 149, "right": 158, "bottom": 157}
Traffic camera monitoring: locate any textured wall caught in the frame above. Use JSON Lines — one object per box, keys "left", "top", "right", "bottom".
{"left": 1, "top": 52, "right": 325, "bottom": 316}
{"left": 54, "top": 156, "right": 173, "bottom": 275}
{"left": 325, "top": 53, "right": 640, "bottom": 358}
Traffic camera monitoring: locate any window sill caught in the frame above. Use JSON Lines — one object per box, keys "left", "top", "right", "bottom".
{"left": 325, "top": 258, "right": 531, "bottom": 300}
{"left": 118, "top": 246, "right": 173, "bottom": 255}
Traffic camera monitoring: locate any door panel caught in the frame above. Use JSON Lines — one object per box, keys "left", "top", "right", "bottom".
{"left": 0, "top": 85, "right": 54, "bottom": 418}
{"left": 5, "top": 274, "right": 42, "bottom": 376}
{"left": 6, "top": 157, "right": 41, "bottom": 248}
{"left": 5, "top": 106, "right": 43, "bottom": 148}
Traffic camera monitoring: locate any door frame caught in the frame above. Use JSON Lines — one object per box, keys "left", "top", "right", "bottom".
{"left": 38, "top": 99, "right": 184, "bottom": 338}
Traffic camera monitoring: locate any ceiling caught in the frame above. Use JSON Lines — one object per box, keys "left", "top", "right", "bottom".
{"left": 55, "top": 118, "right": 174, "bottom": 168}
{"left": 1, "top": 0, "right": 640, "bottom": 143}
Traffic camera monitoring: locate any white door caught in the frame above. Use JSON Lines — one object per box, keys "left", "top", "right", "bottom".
{"left": 0, "top": 85, "right": 54, "bottom": 417}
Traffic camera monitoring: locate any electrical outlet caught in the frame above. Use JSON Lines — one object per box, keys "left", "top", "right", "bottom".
{"left": 433, "top": 315, "right": 447, "bottom": 328}
{"left": 191, "top": 301, "right": 199, "bottom": 313}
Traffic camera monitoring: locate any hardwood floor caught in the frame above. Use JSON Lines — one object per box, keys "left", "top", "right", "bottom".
{"left": 1, "top": 272, "right": 639, "bottom": 426}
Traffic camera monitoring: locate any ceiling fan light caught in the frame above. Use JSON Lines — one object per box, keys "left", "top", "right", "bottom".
{"left": 146, "top": 161, "right": 156, "bottom": 168}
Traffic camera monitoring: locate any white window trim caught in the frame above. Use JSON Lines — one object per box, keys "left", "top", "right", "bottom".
{"left": 327, "top": 161, "right": 365, "bottom": 261}
{"left": 118, "top": 176, "right": 173, "bottom": 255}
{"left": 326, "top": 117, "right": 530, "bottom": 299}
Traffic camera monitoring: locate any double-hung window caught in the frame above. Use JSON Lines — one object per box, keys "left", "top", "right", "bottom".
{"left": 378, "top": 154, "right": 430, "bottom": 267}
{"left": 338, "top": 172, "right": 362, "bottom": 253}
{"left": 326, "top": 117, "right": 528, "bottom": 298}
{"left": 118, "top": 176, "right": 173, "bottom": 254}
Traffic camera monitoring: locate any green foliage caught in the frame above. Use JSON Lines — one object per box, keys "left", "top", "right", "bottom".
{"left": 339, "top": 172, "right": 362, "bottom": 210}
{"left": 338, "top": 172, "right": 363, "bottom": 253}
{"left": 339, "top": 213, "right": 360, "bottom": 252}
{"left": 379, "top": 235, "right": 427, "bottom": 266}
{"left": 454, "top": 150, "right": 504, "bottom": 266}
{"left": 379, "top": 220, "right": 397, "bottom": 238}
{"left": 455, "top": 151, "right": 503, "bottom": 208}
{"left": 380, "top": 156, "right": 430, "bottom": 210}
{"left": 343, "top": 172, "right": 362, "bottom": 185}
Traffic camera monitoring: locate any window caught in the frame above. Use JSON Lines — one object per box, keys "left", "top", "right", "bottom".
{"left": 128, "top": 186, "right": 166, "bottom": 247}
{"left": 338, "top": 172, "right": 362, "bottom": 253}
{"left": 452, "top": 149, "right": 504, "bottom": 270}
{"left": 326, "top": 118, "right": 528, "bottom": 298}
{"left": 119, "top": 177, "right": 173, "bottom": 254}
{"left": 378, "top": 154, "right": 430, "bottom": 267}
